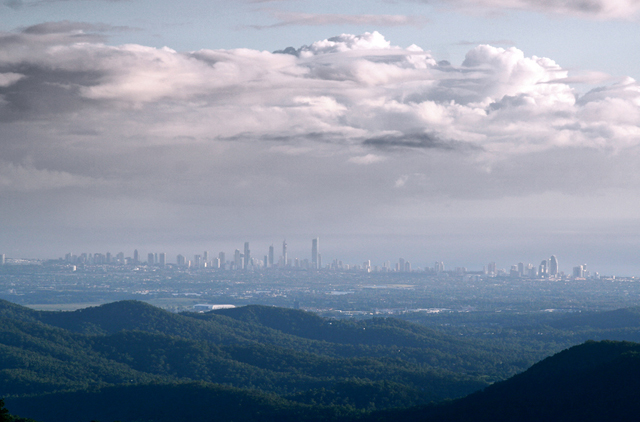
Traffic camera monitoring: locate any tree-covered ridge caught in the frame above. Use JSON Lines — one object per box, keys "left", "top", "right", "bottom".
{"left": 4, "top": 382, "right": 359, "bottom": 422}
{"left": 0, "top": 299, "right": 493, "bottom": 411}
{"left": 2, "top": 300, "right": 640, "bottom": 421}
{"left": 365, "top": 340, "right": 640, "bottom": 422}
{"left": 4, "top": 340, "right": 640, "bottom": 422}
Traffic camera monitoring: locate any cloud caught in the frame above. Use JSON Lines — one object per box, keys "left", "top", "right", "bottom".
{"left": 418, "top": 0, "right": 640, "bottom": 20}
{"left": 252, "top": 12, "right": 429, "bottom": 29}
{"left": 0, "top": 161, "right": 99, "bottom": 191}
{"left": 347, "top": 154, "right": 387, "bottom": 164}
{"left": 363, "top": 133, "right": 473, "bottom": 150}
{"left": 0, "top": 72, "right": 23, "bottom": 87}
{"left": 1, "top": 26, "right": 640, "bottom": 238}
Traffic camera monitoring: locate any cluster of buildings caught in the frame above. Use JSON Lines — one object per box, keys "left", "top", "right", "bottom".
{"left": 60, "top": 238, "right": 323, "bottom": 271}
{"left": 2, "top": 241, "right": 598, "bottom": 280}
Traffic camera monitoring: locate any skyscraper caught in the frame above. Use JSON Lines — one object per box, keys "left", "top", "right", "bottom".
{"left": 282, "top": 240, "right": 287, "bottom": 267}
{"left": 218, "top": 252, "right": 225, "bottom": 268}
{"left": 539, "top": 260, "right": 548, "bottom": 276}
{"left": 268, "top": 245, "right": 274, "bottom": 267}
{"left": 549, "top": 255, "right": 559, "bottom": 277}
{"left": 244, "top": 242, "right": 250, "bottom": 270}
{"left": 133, "top": 249, "right": 139, "bottom": 264}
{"left": 311, "top": 238, "right": 319, "bottom": 269}
{"left": 0, "top": 254, "right": 4, "bottom": 265}
{"left": 147, "top": 253, "right": 154, "bottom": 265}
{"left": 159, "top": 253, "right": 166, "bottom": 267}
{"left": 487, "top": 262, "right": 496, "bottom": 275}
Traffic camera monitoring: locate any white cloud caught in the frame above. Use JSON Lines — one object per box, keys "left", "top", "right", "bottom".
{"left": 0, "top": 161, "right": 99, "bottom": 192}
{"left": 1, "top": 27, "right": 639, "bottom": 207}
{"left": 0, "top": 72, "right": 23, "bottom": 87}
{"left": 254, "top": 12, "right": 429, "bottom": 29}
{"left": 348, "top": 154, "right": 387, "bottom": 164}
{"left": 423, "top": 0, "right": 640, "bottom": 20}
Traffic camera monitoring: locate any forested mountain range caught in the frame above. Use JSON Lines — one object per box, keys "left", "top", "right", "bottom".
{"left": 1, "top": 300, "right": 640, "bottom": 421}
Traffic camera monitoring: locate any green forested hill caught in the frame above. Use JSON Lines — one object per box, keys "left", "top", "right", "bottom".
{"left": 2, "top": 300, "right": 640, "bottom": 422}
{"left": 365, "top": 340, "right": 640, "bottom": 422}
{"left": 5, "top": 340, "right": 640, "bottom": 422}
{"left": 0, "top": 299, "right": 493, "bottom": 415}
{"left": 4, "top": 382, "right": 358, "bottom": 422}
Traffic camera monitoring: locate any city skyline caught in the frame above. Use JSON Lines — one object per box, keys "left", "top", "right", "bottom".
{"left": 0, "top": 239, "right": 600, "bottom": 279}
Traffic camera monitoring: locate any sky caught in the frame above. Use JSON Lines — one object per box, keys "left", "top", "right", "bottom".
{"left": 1, "top": 0, "right": 640, "bottom": 274}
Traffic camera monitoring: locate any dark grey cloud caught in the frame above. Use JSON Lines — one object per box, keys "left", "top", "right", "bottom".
{"left": 21, "top": 20, "right": 132, "bottom": 35}
{"left": 4, "top": 0, "right": 23, "bottom": 9}
{"left": 0, "top": 66, "right": 103, "bottom": 122}
{"left": 363, "top": 133, "right": 480, "bottom": 151}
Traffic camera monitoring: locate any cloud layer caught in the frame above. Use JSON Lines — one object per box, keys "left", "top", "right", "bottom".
{"left": 426, "top": 0, "right": 640, "bottom": 19}
{"left": 1, "top": 24, "right": 640, "bottom": 259}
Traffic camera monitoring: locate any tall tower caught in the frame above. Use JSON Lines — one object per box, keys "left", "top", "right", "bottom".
{"left": 159, "top": 253, "right": 166, "bottom": 267}
{"left": 0, "top": 254, "right": 5, "bottom": 265}
{"left": 549, "top": 255, "right": 559, "bottom": 277}
{"left": 133, "top": 249, "right": 139, "bottom": 264}
{"left": 268, "top": 245, "right": 274, "bottom": 267}
{"left": 282, "top": 240, "right": 287, "bottom": 267}
{"left": 311, "top": 238, "right": 319, "bottom": 269}
{"left": 218, "top": 252, "right": 225, "bottom": 268}
{"left": 244, "top": 242, "right": 251, "bottom": 270}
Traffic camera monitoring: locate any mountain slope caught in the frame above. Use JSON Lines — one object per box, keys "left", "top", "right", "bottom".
{"left": 0, "top": 300, "right": 491, "bottom": 408}
{"left": 367, "top": 340, "right": 640, "bottom": 422}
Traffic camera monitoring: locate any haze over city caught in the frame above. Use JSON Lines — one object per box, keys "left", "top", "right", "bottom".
{"left": 2, "top": 0, "right": 640, "bottom": 275}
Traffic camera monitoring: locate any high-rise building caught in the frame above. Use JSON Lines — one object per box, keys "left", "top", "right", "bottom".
{"left": 159, "top": 253, "right": 166, "bottom": 267}
{"left": 244, "top": 242, "right": 250, "bottom": 270}
{"left": 282, "top": 240, "right": 287, "bottom": 267}
{"left": 487, "top": 262, "right": 497, "bottom": 275}
{"left": 147, "top": 253, "right": 154, "bottom": 265}
{"left": 234, "top": 249, "right": 243, "bottom": 270}
{"left": 573, "top": 265, "right": 586, "bottom": 278}
{"left": 0, "top": 254, "right": 4, "bottom": 265}
{"left": 268, "top": 245, "right": 274, "bottom": 267}
{"left": 176, "top": 254, "right": 186, "bottom": 266}
{"left": 549, "top": 255, "right": 559, "bottom": 277}
{"left": 311, "top": 238, "right": 319, "bottom": 269}
{"left": 133, "top": 249, "right": 139, "bottom": 264}
{"left": 398, "top": 258, "right": 405, "bottom": 272}
{"left": 434, "top": 261, "right": 445, "bottom": 273}
{"left": 218, "top": 252, "right": 225, "bottom": 268}
{"left": 539, "top": 260, "right": 548, "bottom": 276}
